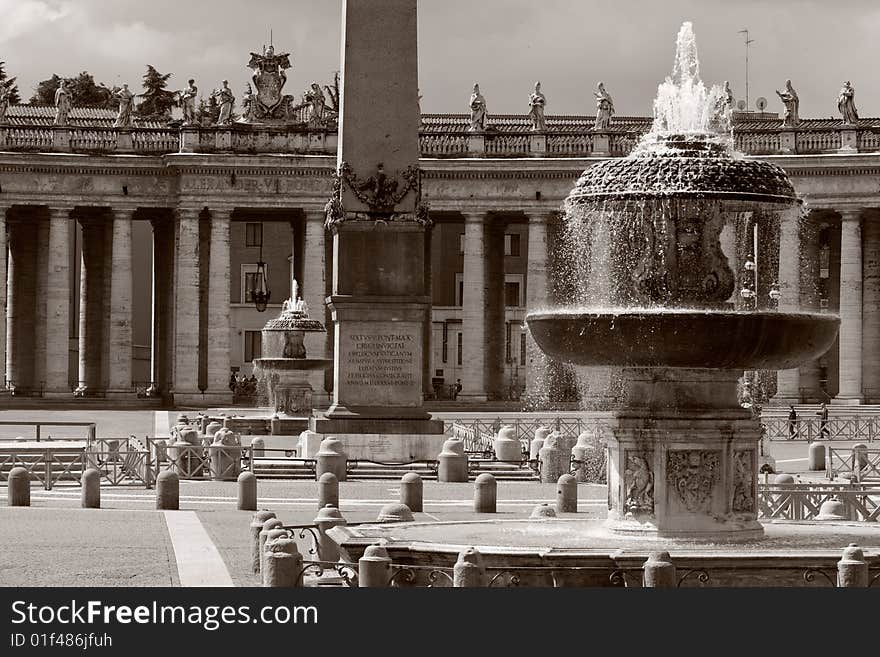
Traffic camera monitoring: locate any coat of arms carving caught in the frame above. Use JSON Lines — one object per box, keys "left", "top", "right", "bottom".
{"left": 666, "top": 450, "right": 720, "bottom": 513}
{"left": 247, "top": 45, "right": 293, "bottom": 120}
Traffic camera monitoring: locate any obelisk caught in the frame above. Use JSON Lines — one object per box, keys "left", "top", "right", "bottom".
{"left": 307, "top": 0, "right": 445, "bottom": 462}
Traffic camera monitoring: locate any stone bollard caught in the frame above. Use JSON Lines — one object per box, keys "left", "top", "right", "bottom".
{"left": 259, "top": 518, "right": 285, "bottom": 575}
{"left": 556, "top": 473, "right": 578, "bottom": 513}
{"left": 774, "top": 473, "right": 795, "bottom": 485}
{"left": 438, "top": 438, "right": 468, "bottom": 483}
{"left": 250, "top": 510, "right": 276, "bottom": 574}
{"left": 453, "top": 547, "right": 487, "bottom": 587}
{"left": 474, "top": 473, "right": 497, "bottom": 513}
{"left": 530, "top": 427, "right": 551, "bottom": 462}
{"left": 570, "top": 432, "right": 595, "bottom": 482}
{"left": 318, "top": 472, "right": 340, "bottom": 510}
{"left": 493, "top": 426, "right": 522, "bottom": 462}
{"left": 852, "top": 444, "right": 868, "bottom": 473}
{"left": 7, "top": 467, "right": 30, "bottom": 507}
{"left": 837, "top": 543, "right": 868, "bottom": 587}
{"left": 377, "top": 503, "right": 414, "bottom": 522}
{"left": 263, "top": 537, "right": 304, "bottom": 587}
{"left": 530, "top": 503, "right": 556, "bottom": 519}
{"left": 81, "top": 468, "right": 101, "bottom": 509}
{"left": 358, "top": 545, "right": 391, "bottom": 587}
{"left": 400, "top": 473, "right": 423, "bottom": 512}
{"left": 643, "top": 551, "right": 677, "bottom": 588}
{"left": 538, "top": 431, "right": 566, "bottom": 484}
{"left": 314, "top": 504, "right": 347, "bottom": 563}
{"left": 204, "top": 421, "right": 223, "bottom": 442}
{"left": 209, "top": 428, "right": 242, "bottom": 481}
{"left": 816, "top": 496, "right": 848, "bottom": 521}
{"left": 250, "top": 437, "right": 265, "bottom": 458}
{"left": 155, "top": 470, "right": 179, "bottom": 510}
{"left": 237, "top": 471, "right": 257, "bottom": 511}
{"left": 315, "top": 437, "right": 348, "bottom": 482}
{"left": 808, "top": 442, "right": 826, "bottom": 471}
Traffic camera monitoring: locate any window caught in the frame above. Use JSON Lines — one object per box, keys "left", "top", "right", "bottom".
{"left": 504, "top": 233, "right": 521, "bottom": 256}
{"left": 241, "top": 264, "right": 269, "bottom": 304}
{"left": 442, "top": 322, "right": 448, "bottom": 363}
{"left": 455, "top": 273, "right": 464, "bottom": 306}
{"left": 520, "top": 332, "right": 526, "bottom": 365}
{"left": 459, "top": 232, "right": 466, "bottom": 254}
{"left": 245, "top": 222, "right": 263, "bottom": 247}
{"left": 244, "top": 331, "right": 262, "bottom": 362}
{"left": 505, "top": 323, "right": 512, "bottom": 363}
{"left": 505, "top": 281, "right": 521, "bottom": 308}
{"left": 456, "top": 332, "right": 463, "bottom": 366}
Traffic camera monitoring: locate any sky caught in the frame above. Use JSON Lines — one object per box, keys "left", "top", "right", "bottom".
{"left": 1, "top": 0, "right": 879, "bottom": 119}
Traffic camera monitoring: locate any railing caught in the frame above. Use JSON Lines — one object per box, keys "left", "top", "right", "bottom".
{"left": 0, "top": 446, "right": 86, "bottom": 490}
{"left": 762, "top": 416, "right": 877, "bottom": 442}
{"left": 446, "top": 416, "right": 610, "bottom": 453}
{"left": 827, "top": 446, "right": 880, "bottom": 482}
{"left": 0, "top": 420, "right": 96, "bottom": 442}
{"left": 757, "top": 482, "right": 880, "bottom": 521}
{"left": 5, "top": 118, "right": 880, "bottom": 157}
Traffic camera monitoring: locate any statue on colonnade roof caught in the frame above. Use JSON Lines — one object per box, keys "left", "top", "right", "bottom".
{"left": 247, "top": 43, "right": 294, "bottom": 121}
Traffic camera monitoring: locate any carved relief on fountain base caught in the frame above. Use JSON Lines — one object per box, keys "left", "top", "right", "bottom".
{"left": 606, "top": 410, "right": 763, "bottom": 539}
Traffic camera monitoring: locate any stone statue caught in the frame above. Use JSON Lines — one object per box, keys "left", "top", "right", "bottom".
{"left": 212, "top": 80, "right": 235, "bottom": 125}
{"left": 723, "top": 80, "right": 734, "bottom": 113}
{"left": 593, "top": 82, "right": 614, "bottom": 130}
{"left": 305, "top": 82, "right": 325, "bottom": 126}
{"left": 54, "top": 79, "right": 71, "bottom": 126}
{"left": 180, "top": 79, "right": 198, "bottom": 125}
{"left": 241, "top": 83, "right": 254, "bottom": 121}
{"left": 468, "top": 83, "right": 487, "bottom": 132}
{"left": 0, "top": 77, "right": 16, "bottom": 124}
{"left": 113, "top": 84, "right": 135, "bottom": 128}
{"left": 528, "top": 81, "right": 547, "bottom": 132}
{"left": 247, "top": 44, "right": 293, "bottom": 120}
{"left": 624, "top": 454, "right": 654, "bottom": 514}
{"left": 838, "top": 81, "right": 858, "bottom": 125}
{"left": 775, "top": 79, "right": 799, "bottom": 128}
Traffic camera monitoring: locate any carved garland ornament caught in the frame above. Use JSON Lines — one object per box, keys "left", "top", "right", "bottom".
{"left": 324, "top": 160, "right": 431, "bottom": 230}
{"left": 666, "top": 450, "right": 720, "bottom": 513}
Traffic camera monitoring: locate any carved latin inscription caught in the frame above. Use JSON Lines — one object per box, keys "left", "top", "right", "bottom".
{"left": 344, "top": 332, "right": 416, "bottom": 388}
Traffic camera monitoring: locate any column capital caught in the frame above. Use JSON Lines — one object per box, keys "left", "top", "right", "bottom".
{"left": 209, "top": 207, "right": 234, "bottom": 221}
{"left": 461, "top": 211, "right": 487, "bottom": 224}
{"left": 175, "top": 207, "right": 202, "bottom": 221}
{"left": 47, "top": 206, "right": 74, "bottom": 219}
{"left": 303, "top": 208, "right": 327, "bottom": 221}
{"left": 839, "top": 208, "right": 864, "bottom": 223}
{"left": 110, "top": 207, "right": 137, "bottom": 220}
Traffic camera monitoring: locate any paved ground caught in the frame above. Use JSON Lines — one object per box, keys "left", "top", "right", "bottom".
{"left": 0, "top": 407, "right": 873, "bottom": 587}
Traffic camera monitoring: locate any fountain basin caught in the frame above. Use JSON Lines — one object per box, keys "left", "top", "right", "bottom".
{"left": 329, "top": 519, "right": 880, "bottom": 587}
{"left": 252, "top": 358, "right": 332, "bottom": 372}
{"left": 526, "top": 309, "right": 840, "bottom": 370}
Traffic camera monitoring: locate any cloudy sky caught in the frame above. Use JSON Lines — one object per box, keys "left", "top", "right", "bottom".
{"left": 1, "top": 0, "right": 878, "bottom": 119}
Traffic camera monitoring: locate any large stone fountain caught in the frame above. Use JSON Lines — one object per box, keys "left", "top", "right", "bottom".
{"left": 526, "top": 25, "right": 838, "bottom": 539}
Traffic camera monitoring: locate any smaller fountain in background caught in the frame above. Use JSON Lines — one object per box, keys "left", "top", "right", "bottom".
{"left": 252, "top": 278, "right": 332, "bottom": 417}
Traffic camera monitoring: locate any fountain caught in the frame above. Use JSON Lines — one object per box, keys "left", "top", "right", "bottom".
{"left": 252, "top": 278, "right": 332, "bottom": 419}
{"left": 329, "top": 23, "right": 880, "bottom": 585}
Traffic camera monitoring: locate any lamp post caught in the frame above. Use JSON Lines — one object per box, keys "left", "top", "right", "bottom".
{"left": 249, "top": 237, "right": 271, "bottom": 312}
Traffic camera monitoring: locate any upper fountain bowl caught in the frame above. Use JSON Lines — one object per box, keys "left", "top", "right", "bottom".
{"left": 526, "top": 309, "right": 840, "bottom": 370}
{"left": 568, "top": 133, "right": 798, "bottom": 206}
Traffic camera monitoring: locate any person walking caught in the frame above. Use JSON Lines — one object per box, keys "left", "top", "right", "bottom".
{"left": 787, "top": 405, "right": 798, "bottom": 439}
{"left": 818, "top": 402, "right": 830, "bottom": 440}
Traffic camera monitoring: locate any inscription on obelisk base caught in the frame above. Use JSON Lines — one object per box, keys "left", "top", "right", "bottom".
{"left": 303, "top": 0, "right": 445, "bottom": 462}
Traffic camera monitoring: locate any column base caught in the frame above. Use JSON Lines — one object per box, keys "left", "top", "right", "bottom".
{"left": 105, "top": 390, "right": 139, "bottom": 400}
{"left": 832, "top": 396, "right": 864, "bottom": 405}
{"left": 43, "top": 390, "right": 74, "bottom": 399}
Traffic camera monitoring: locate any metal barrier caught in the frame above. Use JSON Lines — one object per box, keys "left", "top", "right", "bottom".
{"left": 763, "top": 416, "right": 877, "bottom": 442}
{"left": 446, "top": 417, "right": 611, "bottom": 453}
{"left": 827, "top": 446, "right": 880, "bottom": 482}
{"left": 757, "top": 482, "right": 880, "bottom": 521}
{"left": 0, "top": 446, "right": 86, "bottom": 490}
{"left": 0, "top": 420, "right": 97, "bottom": 442}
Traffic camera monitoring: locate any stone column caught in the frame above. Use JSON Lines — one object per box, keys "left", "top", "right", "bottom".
{"left": 205, "top": 208, "right": 232, "bottom": 403}
{"left": 461, "top": 212, "right": 487, "bottom": 401}
{"left": 774, "top": 209, "right": 801, "bottom": 402}
{"left": 302, "top": 211, "right": 327, "bottom": 358}
{"left": 835, "top": 209, "right": 864, "bottom": 404}
{"left": 798, "top": 216, "right": 823, "bottom": 400}
{"left": 524, "top": 212, "right": 550, "bottom": 403}
{"left": 78, "top": 217, "right": 107, "bottom": 395}
{"left": 107, "top": 208, "right": 134, "bottom": 397}
{"left": 33, "top": 218, "right": 49, "bottom": 391}
{"left": 173, "top": 208, "right": 202, "bottom": 404}
{"left": 862, "top": 216, "right": 880, "bottom": 402}
{"left": 43, "top": 207, "right": 72, "bottom": 396}
{"left": 0, "top": 205, "right": 7, "bottom": 387}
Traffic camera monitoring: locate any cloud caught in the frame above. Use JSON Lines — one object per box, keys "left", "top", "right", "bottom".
{"left": 0, "top": 0, "right": 72, "bottom": 43}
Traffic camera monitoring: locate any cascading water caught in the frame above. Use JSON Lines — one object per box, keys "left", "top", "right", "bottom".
{"left": 525, "top": 21, "right": 839, "bottom": 538}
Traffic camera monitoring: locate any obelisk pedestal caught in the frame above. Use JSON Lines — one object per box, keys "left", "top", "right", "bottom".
{"left": 304, "top": 0, "right": 445, "bottom": 462}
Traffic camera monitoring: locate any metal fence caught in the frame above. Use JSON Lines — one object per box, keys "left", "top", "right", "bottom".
{"left": 446, "top": 417, "right": 610, "bottom": 453}
{"left": 757, "top": 483, "right": 880, "bottom": 521}
{"left": 827, "top": 446, "right": 880, "bottom": 482}
{"left": 763, "top": 416, "right": 878, "bottom": 442}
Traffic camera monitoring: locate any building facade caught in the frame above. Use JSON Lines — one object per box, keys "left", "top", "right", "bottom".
{"left": 1, "top": 106, "right": 879, "bottom": 405}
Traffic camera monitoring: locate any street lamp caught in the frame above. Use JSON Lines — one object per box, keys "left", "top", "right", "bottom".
{"left": 249, "top": 239, "right": 271, "bottom": 312}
